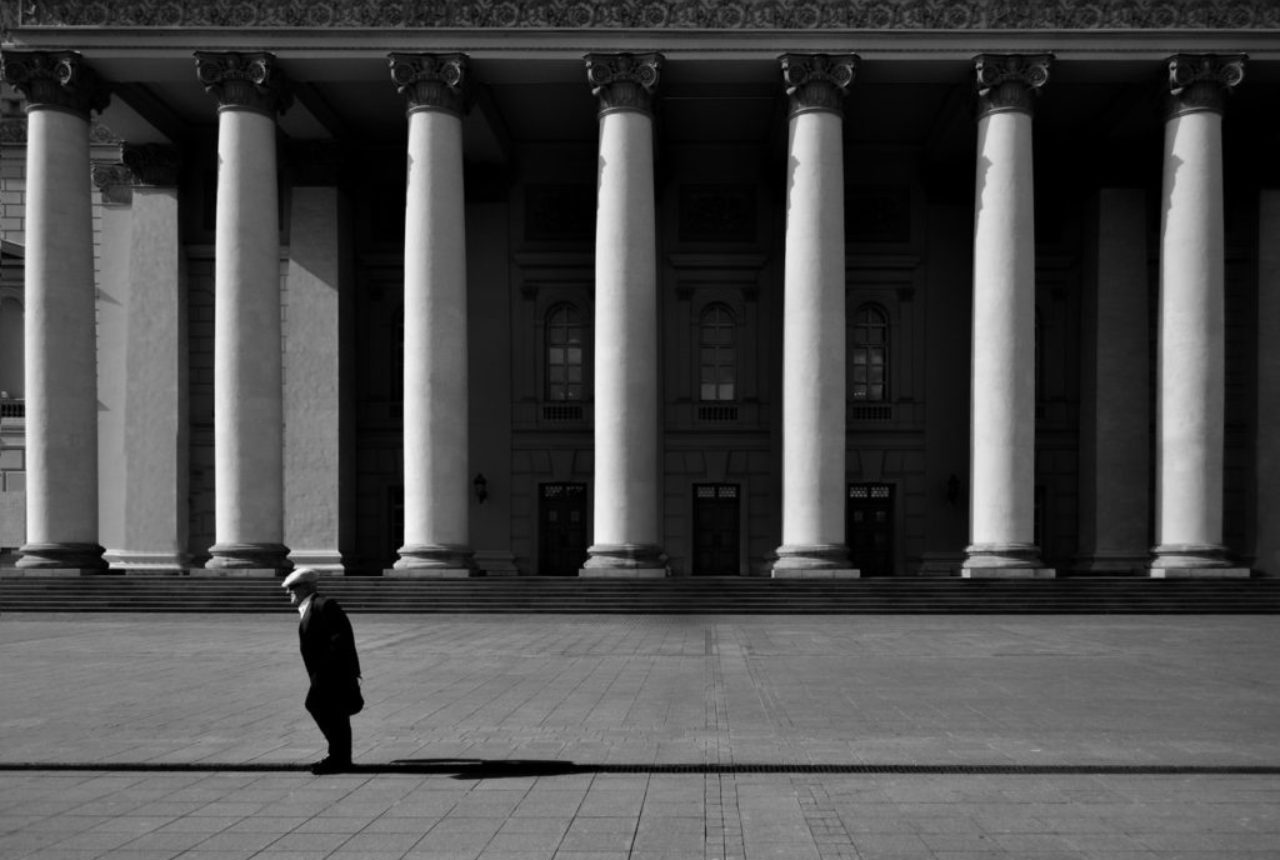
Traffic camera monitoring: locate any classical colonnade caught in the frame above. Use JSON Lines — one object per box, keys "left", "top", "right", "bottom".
{"left": 0, "top": 48, "right": 1248, "bottom": 577}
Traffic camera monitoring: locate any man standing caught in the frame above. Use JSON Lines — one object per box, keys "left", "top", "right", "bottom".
{"left": 281, "top": 567, "right": 363, "bottom": 774}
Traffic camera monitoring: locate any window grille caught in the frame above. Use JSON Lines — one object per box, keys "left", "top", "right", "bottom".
{"left": 850, "top": 304, "right": 888, "bottom": 403}
{"left": 699, "top": 303, "right": 737, "bottom": 402}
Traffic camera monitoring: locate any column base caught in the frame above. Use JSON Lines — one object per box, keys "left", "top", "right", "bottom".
{"left": 961, "top": 567, "right": 1056, "bottom": 579}
{"left": 579, "top": 566, "right": 667, "bottom": 578}
{"left": 287, "top": 550, "right": 347, "bottom": 576}
{"left": 17, "top": 543, "right": 107, "bottom": 570}
{"left": 104, "top": 550, "right": 189, "bottom": 575}
{"left": 1149, "top": 567, "right": 1250, "bottom": 578}
{"left": 0, "top": 567, "right": 111, "bottom": 578}
{"left": 191, "top": 567, "right": 280, "bottom": 578}
{"left": 963, "top": 543, "right": 1054, "bottom": 577}
{"left": 383, "top": 567, "right": 476, "bottom": 579}
{"left": 1072, "top": 553, "right": 1149, "bottom": 576}
{"left": 772, "top": 568, "right": 860, "bottom": 579}
{"left": 395, "top": 544, "right": 474, "bottom": 572}
{"left": 206, "top": 543, "right": 291, "bottom": 571}
{"left": 772, "top": 544, "right": 856, "bottom": 577}
{"left": 581, "top": 544, "right": 667, "bottom": 577}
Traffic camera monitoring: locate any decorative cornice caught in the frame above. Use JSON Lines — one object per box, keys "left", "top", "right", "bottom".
{"left": 122, "top": 142, "right": 181, "bottom": 186}
{"left": 91, "top": 162, "right": 134, "bottom": 205}
{"left": 12, "top": 0, "right": 1280, "bottom": 30}
{"left": 780, "top": 53, "right": 856, "bottom": 117}
{"left": 388, "top": 53, "right": 468, "bottom": 116}
{"left": 586, "top": 52, "right": 662, "bottom": 115}
{"left": 0, "top": 50, "right": 109, "bottom": 119}
{"left": 1164, "top": 53, "right": 1245, "bottom": 118}
{"left": 974, "top": 53, "right": 1052, "bottom": 117}
{"left": 194, "top": 51, "right": 292, "bottom": 116}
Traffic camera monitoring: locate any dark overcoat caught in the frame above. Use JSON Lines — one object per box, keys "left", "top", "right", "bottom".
{"left": 299, "top": 595, "right": 363, "bottom": 716}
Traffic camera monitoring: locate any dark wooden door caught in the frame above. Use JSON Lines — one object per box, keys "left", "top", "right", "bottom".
{"left": 693, "top": 484, "right": 740, "bottom": 575}
{"left": 847, "top": 483, "right": 894, "bottom": 577}
{"left": 539, "top": 483, "right": 588, "bottom": 576}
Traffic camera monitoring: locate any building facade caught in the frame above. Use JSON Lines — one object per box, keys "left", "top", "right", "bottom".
{"left": 1, "top": 1, "right": 1278, "bottom": 580}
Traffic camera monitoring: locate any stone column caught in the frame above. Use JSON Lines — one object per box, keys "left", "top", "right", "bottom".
{"left": 195, "top": 52, "right": 292, "bottom": 572}
{"left": 1076, "top": 189, "right": 1150, "bottom": 574}
{"left": 963, "top": 54, "right": 1054, "bottom": 578}
{"left": 1151, "top": 54, "right": 1248, "bottom": 578}
{"left": 284, "top": 142, "right": 350, "bottom": 575}
{"left": 388, "top": 54, "right": 473, "bottom": 575}
{"left": 581, "top": 52, "right": 666, "bottom": 577}
{"left": 772, "top": 53, "right": 858, "bottom": 578}
{"left": 1, "top": 51, "right": 109, "bottom": 570}
{"left": 94, "top": 146, "right": 190, "bottom": 573}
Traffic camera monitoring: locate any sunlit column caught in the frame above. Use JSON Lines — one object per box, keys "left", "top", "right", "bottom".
{"left": 963, "top": 54, "right": 1054, "bottom": 578}
{"left": 1151, "top": 54, "right": 1249, "bottom": 578}
{"left": 2, "top": 51, "right": 109, "bottom": 570}
{"left": 772, "top": 53, "right": 859, "bottom": 578}
{"left": 196, "top": 51, "right": 292, "bottom": 571}
{"left": 388, "top": 53, "right": 473, "bottom": 575}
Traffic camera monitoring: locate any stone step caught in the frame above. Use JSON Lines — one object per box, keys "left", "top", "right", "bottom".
{"left": 2, "top": 576, "right": 1277, "bottom": 613}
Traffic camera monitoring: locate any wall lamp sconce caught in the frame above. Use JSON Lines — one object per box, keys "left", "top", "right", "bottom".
{"left": 945, "top": 473, "right": 962, "bottom": 506}
{"left": 473, "top": 473, "right": 488, "bottom": 504}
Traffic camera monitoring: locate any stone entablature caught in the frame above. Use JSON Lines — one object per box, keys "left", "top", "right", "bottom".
{"left": 9, "top": 0, "right": 1280, "bottom": 30}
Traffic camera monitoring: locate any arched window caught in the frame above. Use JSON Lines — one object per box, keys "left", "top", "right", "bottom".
{"left": 546, "top": 303, "right": 586, "bottom": 401}
{"left": 850, "top": 304, "right": 888, "bottom": 402}
{"left": 699, "top": 303, "right": 736, "bottom": 402}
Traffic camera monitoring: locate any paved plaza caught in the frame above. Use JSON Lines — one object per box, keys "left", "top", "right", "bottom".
{"left": 0, "top": 611, "right": 1277, "bottom": 859}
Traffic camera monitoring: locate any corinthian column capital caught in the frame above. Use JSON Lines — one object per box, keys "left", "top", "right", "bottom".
{"left": 388, "top": 53, "right": 469, "bottom": 116}
{"left": 585, "top": 52, "right": 663, "bottom": 116}
{"left": 1165, "top": 54, "right": 1246, "bottom": 119}
{"left": 195, "top": 51, "right": 292, "bottom": 116}
{"left": 0, "top": 50, "right": 110, "bottom": 119}
{"left": 779, "top": 53, "right": 857, "bottom": 117}
{"left": 974, "top": 54, "right": 1052, "bottom": 118}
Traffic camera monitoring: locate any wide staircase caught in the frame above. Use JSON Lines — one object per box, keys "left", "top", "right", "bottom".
{"left": 2, "top": 575, "right": 1279, "bottom": 613}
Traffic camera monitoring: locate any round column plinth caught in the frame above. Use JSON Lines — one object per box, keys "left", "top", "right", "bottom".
{"left": 206, "top": 543, "right": 290, "bottom": 570}
{"left": 962, "top": 543, "right": 1054, "bottom": 578}
{"left": 582, "top": 544, "right": 666, "bottom": 576}
{"left": 394, "top": 544, "right": 474, "bottom": 571}
{"left": 1150, "top": 543, "right": 1234, "bottom": 570}
{"left": 17, "top": 542, "right": 107, "bottom": 570}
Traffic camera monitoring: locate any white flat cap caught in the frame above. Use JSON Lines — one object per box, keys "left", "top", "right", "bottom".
{"left": 281, "top": 567, "right": 319, "bottom": 589}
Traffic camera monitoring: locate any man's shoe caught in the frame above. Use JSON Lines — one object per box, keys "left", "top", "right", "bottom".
{"left": 310, "top": 757, "right": 352, "bottom": 775}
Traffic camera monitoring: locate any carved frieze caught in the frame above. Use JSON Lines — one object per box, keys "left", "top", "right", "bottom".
{"left": 1164, "top": 54, "right": 1246, "bottom": 118}
{"left": 974, "top": 53, "right": 1052, "bottom": 117}
{"left": 0, "top": 50, "right": 109, "bottom": 119}
{"left": 123, "top": 142, "right": 181, "bottom": 186}
{"left": 388, "top": 53, "right": 469, "bottom": 116}
{"left": 780, "top": 53, "right": 856, "bottom": 116}
{"left": 194, "top": 51, "right": 292, "bottom": 115}
{"left": 13, "top": 0, "right": 1280, "bottom": 30}
{"left": 586, "top": 53, "right": 663, "bottom": 115}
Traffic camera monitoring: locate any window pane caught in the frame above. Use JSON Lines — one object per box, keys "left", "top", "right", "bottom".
{"left": 568, "top": 366, "right": 582, "bottom": 383}
{"left": 567, "top": 347, "right": 582, "bottom": 365}
{"left": 701, "top": 383, "right": 717, "bottom": 400}
{"left": 719, "top": 383, "right": 734, "bottom": 400}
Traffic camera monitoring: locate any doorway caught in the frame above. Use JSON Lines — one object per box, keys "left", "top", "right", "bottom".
{"left": 539, "top": 483, "right": 588, "bottom": 575}
{"left": 693, "top": 483, "right": 740, "bottom": 575}
{"left": 847, "top": 482, "right": 895, "bottom": 576}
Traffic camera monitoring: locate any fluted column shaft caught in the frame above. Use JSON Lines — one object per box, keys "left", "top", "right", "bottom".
{"left": 1152, "top": 54, "right": 1248, "bottom": 577}
{"left": 964, "top": 54, "right": 1053, "bottom": 577}
{"left": 2, "top": 51, "right": 109, "bottom": 569}
{"left": 773, "top": 53, "right": 857, "bottom": 577}
{"left": 389, "top": 53, "right": 473, "bottom": 574}
{"left": 196, "top": 52, "right": 291, "bottom": 570}
{"left": 582, "top": 53, "right": 665, "bottom": 576}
